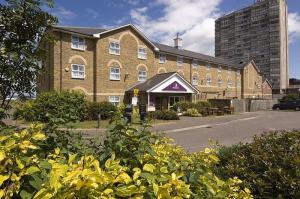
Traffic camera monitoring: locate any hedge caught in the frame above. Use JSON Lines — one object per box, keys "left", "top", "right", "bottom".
{"left": 148, "top": 110, "right": 180, "bottom": 120}
{"left": 14, "top": 91, "right": 87, "bottom": 124}
{"left": 215, "top": 130, "right": 300, "bottom": 198}
{"left": 171, "top": 101, "right": 211, "bottom": 115}
{"left": 86, "top": 101, "right": 117, "bottom": 120}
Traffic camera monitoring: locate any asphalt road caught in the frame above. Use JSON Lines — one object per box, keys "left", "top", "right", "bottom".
{"left": 154, "top": 110, "right": 300, "bottom": 152}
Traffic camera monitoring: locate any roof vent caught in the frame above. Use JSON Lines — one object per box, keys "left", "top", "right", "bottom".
{"left": 174, "top": 33, "right": 183, "bottom": 49}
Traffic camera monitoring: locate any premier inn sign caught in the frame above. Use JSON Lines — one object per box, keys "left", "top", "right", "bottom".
{"left": 163, "top": 81, "right": 187, "bottom": 91}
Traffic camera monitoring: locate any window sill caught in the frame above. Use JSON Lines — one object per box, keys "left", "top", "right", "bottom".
{"left": 138, "top": 57, "right": 147, "bottom": 60}
{"left": 109, "top": 52, "right": 120, "bottom": 56}
{"left": 110, "top": 79, "right": 121, "bottom": 81}
{"left": 71, "top": 77, "right": 85, "bottom": 80}
{"left": 71, "top": 47, "right": 85, "bottom": 51}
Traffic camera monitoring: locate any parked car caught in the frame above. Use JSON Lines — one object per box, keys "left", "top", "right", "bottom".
{"left": 272, "top": 100, "right": 300, "bottom": 111}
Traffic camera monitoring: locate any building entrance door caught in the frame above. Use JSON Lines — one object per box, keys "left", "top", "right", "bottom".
{"left": 155, "top": 97, "right": 168, "bottom": 110}
{"left": 169, "top": 96, "right": 185, "bottom": 109}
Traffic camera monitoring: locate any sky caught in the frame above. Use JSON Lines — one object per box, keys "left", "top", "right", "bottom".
{"left": 5, "top": 0, "right": 300, "bottom": 78}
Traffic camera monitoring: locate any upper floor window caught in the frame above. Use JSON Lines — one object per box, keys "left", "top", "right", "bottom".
{"left": 206, "top": 75, "right": 212, "bottom": 86}
{"left": 228, "top": 67, "right": 232, "bottom": 74}
{"left": 177, "top": 56, "right": 183, "bottom": 66}
{"left": 237, "top": 78, "right": 241, "bottom": 87}
{"left": 71, "top": 35, "right": 85, "bottom": 50}
{"left": 227, "top": 78, "right": 233, "bottom": 87}
{"left": 138, "top": 70, "right": 147, "bottom": 82}
{"left": 159, "top": 53, "right": 166, "bottom": 63}
{"left": 109, "top": 41, "right": 120, "bottom": 55}
{"left": 192, "top": 59, "right": 198, "bottom": 68}
{"left": 217, "top": 77, "right": 222, "bottom": 87}
{"left": 108, "top": 96, "right": 120, "bottom": 106}
{"left": 110, "top": 67, "right": 120, "bottom": 80}
{"left": 218, "top": 66, "right": 222, "bottom": 73}
{"left": 138, "top": 47, "right": 147, "bottom": 59}
{"left": 71, "top": 64, "right": 85, "bottom": 79}
{"left": 192, "top": 76, "right": 198, "bottom": 86}
{"left": 206, "top": 63, "right": 211, "bottom": 70}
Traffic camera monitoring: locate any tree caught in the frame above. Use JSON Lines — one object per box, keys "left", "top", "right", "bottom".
{"left": 0, "top": 0, "right": 57, "bottom": 120}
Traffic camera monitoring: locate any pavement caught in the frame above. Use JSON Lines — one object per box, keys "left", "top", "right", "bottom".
{"left": 158, "top": 110, "right": 300, "bottom": 152}
{"left": 3, "top": 110, "right": 300, "bottom": 152}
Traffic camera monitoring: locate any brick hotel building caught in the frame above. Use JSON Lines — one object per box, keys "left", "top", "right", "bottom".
{"left": 38, "top": 24, "right": 272, "bottom": 110}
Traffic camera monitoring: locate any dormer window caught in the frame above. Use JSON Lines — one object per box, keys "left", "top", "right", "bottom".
{"left": 109, "top": 41, "right": 120, "bottom": 55}
{"left": 138, "top": 47, "right": 147, "bottom": 59}
{"left": 192, "top": 60, "right": 198, "bottom": 68}
{"left": 159, "top": 53, "right": 166, "bottom": 63}
{"left": 71, "top": 35, "right": 85, "bottom": 50}
{"left": 177, "top": 56, "right": 183, "bottom": 66}
{"left": 206, "top": 63, "right": 211, "bottom": 70}
{"left": 218, "top": 66, "right": 222, "bottom": 73}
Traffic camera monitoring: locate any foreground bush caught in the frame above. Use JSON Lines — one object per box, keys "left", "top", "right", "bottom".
{"left": 148, "top": 110, "right": 179, "bottom": 120}
{"left": 14, "top": 91, "right": 87, "bottom": 124}
{"left": 86, "top": 101, "right": 117, "bottom": 120}
{"left": 0, "top": 120, "right": 252, "bottom": 198}
{"left": 215, "top": 130, "right": 300, "bottom": 198}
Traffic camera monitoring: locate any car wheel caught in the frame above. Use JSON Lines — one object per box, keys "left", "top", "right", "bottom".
{"left": 296, "top": 107, "right": 300, "bottom": 111}
{"left": 276, "top": 107, "right": 280, "bottom": 111}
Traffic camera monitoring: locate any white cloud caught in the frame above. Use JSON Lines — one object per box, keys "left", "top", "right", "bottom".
{"left": 53, "top": 6, "right": 77, "bottom": 21}
{"left": 85, "top": 8, "right": 99, "bottom": 19}
{"left": 288, "top": 12, "right": 300, "bottom": 43}
{"left": 130, "top": 0, "right": 222, "bottom": 55}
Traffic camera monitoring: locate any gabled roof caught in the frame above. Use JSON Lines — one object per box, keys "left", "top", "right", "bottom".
{"left": 53, "top": 26, "right": 106, "bottom": 36}
{"left": 263, "top": 79, "right": 273, "bottom": 88}
{"left": 53, "top": 24, "right": 235, "bottom": 67}
{"left": 238, "top": 60, "right": 261, "bottom": 73}
{"left": 127, "top": 72, "right": 176, "bottom": 92}
{"left": 154, "top": 42, "right": 235, "bottom": 67}
{"left": 127, "top": 72, "right": 199, "bottom": 93}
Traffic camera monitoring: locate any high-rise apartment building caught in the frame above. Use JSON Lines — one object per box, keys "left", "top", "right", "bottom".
{"left": 215, "top": 0, "right": 288, "bottom": 93}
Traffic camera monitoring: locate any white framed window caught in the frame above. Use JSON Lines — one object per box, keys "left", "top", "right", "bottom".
{"left": 110, "top": 67, "right": 121, "bottom": 80}
{"left": 109, "top": 41, "right": 120, "bottom": 55}
{"left": 71, "top": 35, "right": 85, "bottom": 50}
{"left": 217, "top": 78, "right": 222, "bottom": 87}
{"left": 192, "top": 76, "right": 198, "bottom": 86}
{"left": 218, "top": 66, "right": 222, "bottom": 73}
{"left": 227, "top": 78, "right": 233, "bottom": 87}
{"left": 206, "top": 75, "right": 212, "bottom": 86}
{"left": 237, "top": 79, "right": 241, "bottom": 87}
{"left": 159, "top": 53, "right": 166, "bottom": 63}
{"left": 138, "top": 47, "right": 147, "bottom": 59}
{"left": 108, "top": 96, "right": 120, "bottom": 106}
{"left": 71, "top": 64, "right": 85, "bottom": 79}
{"left": 192, "top": 59, "right": 198, "bottom": 68}
{"left": 138, "top": 70, "right": 147, "bottom": 82}
{"left": 177, "top": 56, "right": 183, "bottom": 66}
{"left": 206, "top": 63, "right": 211, "bottom": 70}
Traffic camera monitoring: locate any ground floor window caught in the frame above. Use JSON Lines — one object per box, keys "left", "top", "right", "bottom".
{"left": 138, "top": 70, "right": 147, "bottom": 82}
{"left": 169, "top": 96, "right": 185, "bottom": 107}
{"left": 108, "top": 96, "right": 120, "bottom": 106}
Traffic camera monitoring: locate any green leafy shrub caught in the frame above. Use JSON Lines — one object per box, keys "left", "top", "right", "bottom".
{"left": 172, "top": 101, "right": 211, "bottom": 116}
{"left": 183, "top": 108, "right": 201, "bottom": 117}
{"left": 86, "top": 101, "right": 117, "bottom": 120}
{"left": 14, "top": 91, "right": 88, "bottom": 124}
{"left": 149, "top": 110, "right": 179, "bottom": 120}
{"left": 281, "top": 93, "right": 299, "bottom": 101}
{"left": 0, "top": 122, "right": 253, "bottom": 198}
{"left": 215, "top": 130, "right": 300, "bottom": 199}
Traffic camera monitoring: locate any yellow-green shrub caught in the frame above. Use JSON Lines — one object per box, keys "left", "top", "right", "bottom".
{"left": 0, "top": 122, "right": 252, "bottom": 198}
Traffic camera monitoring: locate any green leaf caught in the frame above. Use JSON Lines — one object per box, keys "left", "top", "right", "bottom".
{"left": 115, "top": 185, "right": 139, "bottom": 197}
{"left": 20, "top": 190, "right": 33, "bottom": 199}
{"left": 26, "top": 166, "right": 40, "bottom": 174}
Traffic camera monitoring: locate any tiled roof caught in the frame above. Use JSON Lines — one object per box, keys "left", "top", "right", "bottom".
{"left": 53, "top": 26, "right": 106, "bottom": 36}
{"left": 127, "top": 72, "right": 176, "bottom": 92}
{"left": 53, "top": 25, "right": 236, "bottom": 67}
{"left": 153, "top": 42, "right": 235, "bottom": 67}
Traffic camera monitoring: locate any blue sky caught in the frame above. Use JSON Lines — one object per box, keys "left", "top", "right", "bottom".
{"left": 3, "top": 0, "right": 300, "bottom": 78}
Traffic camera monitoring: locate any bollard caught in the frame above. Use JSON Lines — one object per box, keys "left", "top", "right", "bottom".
{"left": 97, "top": 113, "right": 101, "bottom": 128}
